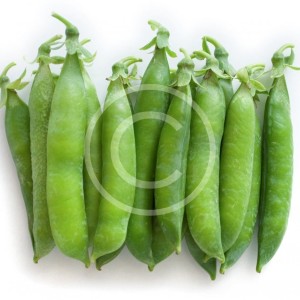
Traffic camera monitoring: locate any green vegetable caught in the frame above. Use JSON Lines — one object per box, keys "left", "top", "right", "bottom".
{"left": 221, "top": 116, "right": 261, "bottom": 273}
{"left": 202, "top": 36, "right": 235, "bottom": 107}
{"left": 29, "top": 35, "right": 63, "bottom": 262}
{"left": 126, "top": 20, "right": 175, "bottom": 270}
{"left": 219, "top": 64, "right": 265, "bottom": 252}
{"left": 257, "top": 44, "right": 297, "bottom": 272}
{"left": 155, "top": 48, "right": 195, "bottom": 253}
{"left": 91, "top": 57, "right": 139, "bottom": 262}
{"left": 186, "top": 50, "right": 228, "bottom": 263}
{"left": 0, "top": 63, "right": 34, "bottom": 251}
{"left": 81, "top": 64, "right": 102, "bottom": 245}
{"left": 185, "top": 227, "right": 216, "bottom": 280}
{"left": 47, "top": 13, "right": 91, "bottom": 266}
{"left": 96, "top": 244, "right": 124, "bottom": 270}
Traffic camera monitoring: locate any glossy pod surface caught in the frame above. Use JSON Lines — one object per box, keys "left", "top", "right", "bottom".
{"left": 29, "top": 61, "right": 56, "bottom": 262}
{"left": 221, "top": 116, "right": 261, "bottom": 273}
{"left": 219, "top": 79, "right": 234, "bottom": 108}
{"left": 219, "top": 84, "right": 256, "bottom": 252}
{"left": 155, "top": 84, "right": 192, "bottom": 252}
{"left": 127, "top": 48, "right": 171, "bottom": 268}
{"left": 257, "top": 76, "right": 293, "bottom": 272}
{"left": 92, "top": 77, "right": 136, "bottom": 261}
{"left": 185, "top": 227, "right": 216, "bottom": 280}
{"left": 5, "top": 90, "right": 34, "bottom": 247}
{"left": 186, "top": 72, "right": 225, "bottom": 262}
{"left": 82, "top": 67, "right": 101, "bottom": 245}
{"left": 47, "top": 54, "right": 89, "bottom": 265}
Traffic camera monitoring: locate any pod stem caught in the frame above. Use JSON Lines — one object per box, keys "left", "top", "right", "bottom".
{"left": 203, "top": 36, "right": 223, "bottom": 50}
{"left": 202, "top": 36, "right": 235, "bottom": 76}
{"left": 193, "top": 50, "right": 212, "bottom": 60}
{"left": 0, "top": 62, "right": 16, "bottom": 78}
{"left": 140, "top": 20, "right": 176, "bottom": 57}
{"left": 108, "top": 56, "right": 142, "bottom": 83}
{"left": 0, "top": 63, "right": 28, "bottom": 108}
{"left": 43, "top": 34, "right": 63, "bottom": 46}
{"left": 179, "top": 48, "right": 190, "bottom": 60}
{"left": 52, "top": 12, "right": 78, "bottom": 33}
{"left": 35, "top": 35, "right": 64, "bottom": 64}
{"left": 236, "top": 64, "right": 267, "bottom": 97}
{"left": 121, "top": 56, "right": 143, "bottom": 68}
{"left": 193, "top": 50, "right": 230, "bottom": 79}
{"left": 271, "top": 43, "right": 300, "bottom": 78}
{"left": 171, "top": 48, "right": 197, "bottom": 87}
{"left": 52, "top": 12, "right": 95, "bottom": 62}
{"left": 275, "top": 43, "right": 294, "bottom": 56}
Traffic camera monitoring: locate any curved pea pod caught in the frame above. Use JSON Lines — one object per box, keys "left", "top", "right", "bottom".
{"left": 219, "top": 64, "right": 266, "bottom": 253}
{"left": 81, "top": 65, "right": 102, "bottom": 246}
{"left": 96, "top": 244, "right": 124, "bottom": 270}
{"left": 257, "top": 44, "right": 296, "bottom": 272}
{"left": 29, "top": 35, "right": 63, "bottom": 262}
{"left": 185, "top": 227, "right": 216, "bottom": 280}
{"left": 186, "top": 50, "right": 226, "bottom": 263}
{"left": 91, "top": 58, "right": 138, "bottom": 262}
{"left": 219, "top": 85, "right": 256, "bottom": 252}
{"left": 47, "top": 14, "right": 90, "bottom": 266}
{"left": 0, "top": 64, "right": 34, "bottom": 251}
{"left": 127, "top": 20, "right": 175, "bottom": 270}
{"left": 155, "top": 49, "right": 194, "bottom": 253}
{"left": 220, "top": 116, "right": 261, "bottom": 273}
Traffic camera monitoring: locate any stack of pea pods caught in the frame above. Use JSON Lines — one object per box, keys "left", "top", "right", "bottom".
{"left": 0, "top": 13, "right": 296, "bottom": 280}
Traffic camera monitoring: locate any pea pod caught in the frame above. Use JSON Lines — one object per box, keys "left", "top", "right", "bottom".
{"left": 155, "top": 49, "right": 195, "bottom": 252}
{"left": 219, "top": 64, "right": 266, "bottom": 252}
{"left": 47, "top": 13, "right": 92, "bottom": 266}
{"left": 220, "top": 116, "right": 261, "bottom": 273}
{"left": 96, "top": 244, "right": 124, "bottom": 270}
{"left": 29, "top": 35, "right": 63, "bottom": 262}
{"left": 186, "top": 50, "right": 228, "bottom": 263}
{"left": 81, "top": 65, "right": 102, "bottom": 245}
{"left": 91, "top": 57, "right": 139, "bottom": 262}
{"left": 0, "top": 64, "right": 34, "bottom": 250}
{"left": 185, "top": 227, "right": 216, "bottom": 280}
{"left": 202, "top": 36, "right": 235, "bottom": 107}
{"left": 257, "top": 45, "right": 297, "bottom": 272}
{"left": 126, "top": 21, "right": 176, "bottom": 269}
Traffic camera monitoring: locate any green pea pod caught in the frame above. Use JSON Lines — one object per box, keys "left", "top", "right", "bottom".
{"left": 127, "top": 20, "right": 175, "bottom": 270}
{"left": 257, "top": 44, "right": 296, "bottom": 272}
{"left": 186, "top": 50, "right": 226, "bottom": 263}
{"left": 219, "top": 79, "right": 234, "bottom": 108}
{"left": 47, "top": 13, "right": 90, "bottom": 266}
{"left": 91, "top": 57, "right": 139, "bottom": 262}
{"left": 220, "top": 116, "right": 261, "bottom": 273}
{"left": 185, "top": 227, "right": 216, "bottom": 280}
{"left": 150, "top": 217, "right": 175, "bottom": 269}
{"left": 155, "top": 49, "right": 195, "bottom": 253}
{"left": 96, "top": 244, "right": 124, "bottom": 270}
{"left": 152, "top": 214, "right": 189, "bottom": 270}
{"left": 81, "top": 65, "right": 102, "bottom": 246}
{"left": 202, "top": 36, "right": 235, "bottom": 107}
{"left": 0, "top": 64, "right": 34, "bottom": 251}
{"left": 29, "top": 35, "right": 63, "bottom": 263}
{"left": 219, "top": 64, "right": 266, "bottom": 252}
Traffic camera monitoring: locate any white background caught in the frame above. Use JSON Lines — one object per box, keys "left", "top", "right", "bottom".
{"left": 0, "top": 0, "right": 299, "bottom": 299}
